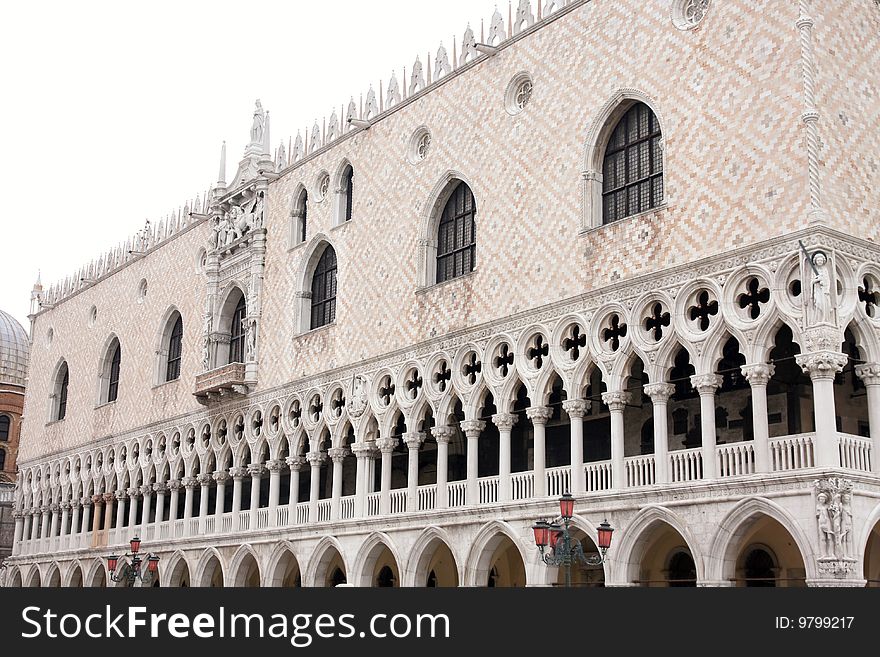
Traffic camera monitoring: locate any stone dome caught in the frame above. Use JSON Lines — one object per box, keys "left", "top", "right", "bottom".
{"left": 0, "top": 308, "right": 29, "bottom": 387}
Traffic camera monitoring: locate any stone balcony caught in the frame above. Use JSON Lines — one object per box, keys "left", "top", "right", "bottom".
{"left": 194, "top": 363, "right": 249, "bottom": 403}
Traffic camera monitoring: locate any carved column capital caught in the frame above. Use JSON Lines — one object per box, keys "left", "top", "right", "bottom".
{"left": 181, "top": 476, "right": 198, "bottom": 490}
{"left": 139, "top": 484, "right": 153, "bottom": 496}
{"left": 113, "top": 490, "right": 126, "bottom": 501}
{"left": 855, "top": 363, "right": 880, "bottom": 386}
{"left": 197, "top": 473, "right": 214, "bottom": 486}
{"left": 166, "top": 479, "right": 182, "bottom": 492}
{"left": 81, "top": 497, "right": 93, "bottom": 508}
{"left": 690, "top": 374, "right": 724, "bottom": 394}
{"left": 246, "top": 464, "right": 266, "bottom": 478}
{"left": 212, "top": 471, "right": 231, "bottom": 484}
{"left": 351, "top": 442, "right": 377, "bottom": 458}
{"left": 526, "top": 406, "right": 553, "bottom": 425}
{"left": 492, "top": 413, "right": 518, "bottom": 431}
{"left": 126, "top": 487, "right": 139, "bottom": 498}
{"left": 285, "top": 456, "right": 306, "bottom": 471}
{"left": 796, "top": 352, "right": 848, "bottom": 380}
{"left": 103, "top": 492, "right": 115, "bottom": 503}
{"left": 562, "top": 399, "right": 590, "bottom": 418}
{"left": 60, "top": 502, "right": 72, "bottom": 511}
{"left": 375, "top": 437, "right": 399, "bottom": 454}
{"left": 460, "top": 419, "right": 486, "bottom": 438}
{"left": 41, "top": 505, "right": 51, "bottom": 514}
{"left": 431, "top": 426, "right": 457, "bottom": 444}
{"left": 266, "top": 459, "right": 286, "bottom": 473}
{"left": 403, "top": 431, "right": 426, "bottom": 450}
{"left": 644, "top": 383, "right": 676, "bottom": 403}
{"left": 601, "top": 391, "right": 632, "bottom": 412}
{"left": 152, "top": 482, "right": 168, "bottom": 494}
{"left": 49, "top": 503, "right": 60, "bottom": 513}
{"left": 328, "top": 447, "right": 351, "bottom": 463}
{"left": 306, "top": 451, "right": 327, "bottom": 466}
{"left": 229, "top": 467, "right": 248, "bottom": 480}
{"left": 741, "top": 363, "right": 775, "bottom": 387}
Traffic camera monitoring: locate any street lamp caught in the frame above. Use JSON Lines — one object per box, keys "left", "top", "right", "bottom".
{"left": 532, "top": 493, "right": 614, "bottom": 588}
{"left": 107, "top": 536, "right": 160, "bottom": 586}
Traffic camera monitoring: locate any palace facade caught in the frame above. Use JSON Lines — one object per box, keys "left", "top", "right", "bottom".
{"left": 5, "top": 0, "right": 880, "bottom": 588}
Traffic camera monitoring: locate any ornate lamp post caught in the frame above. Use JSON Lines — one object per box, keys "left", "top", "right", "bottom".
{"left": 532, "top": 493, "right": 614, "bottom": 587}
{"left": 107, "top": 536, "right": 160, "bottom": 586}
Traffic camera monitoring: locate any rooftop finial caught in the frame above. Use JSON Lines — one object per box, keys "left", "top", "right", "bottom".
{"left": 217, "top": 141, "right": 227, "bottom": 186}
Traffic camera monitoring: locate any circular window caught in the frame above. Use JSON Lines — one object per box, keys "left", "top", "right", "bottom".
{"left": 505, "top": 73, "right": 533, "bottom": 115}
{"left": 671, "top": 0, "right": 712, "bottom": 31}
{"left": 88, "top": 305, "right": 97, "bottom": 327}
{"left": 408, "top": 127, "right": 432, "bottom": 164}
{"left": 316, "top": 172, "right": 330, "bottom": 202}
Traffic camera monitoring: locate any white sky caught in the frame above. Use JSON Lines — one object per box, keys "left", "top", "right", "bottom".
{"left": 0, "top": 0, "right": 500, "bottom": 328}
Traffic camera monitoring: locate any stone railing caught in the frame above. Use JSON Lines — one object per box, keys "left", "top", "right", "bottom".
{"left": 838, "top": 433, "right": 872, "bottom": 473}
{"left": 194, "top": 363, "right": 248, "bottom": 401}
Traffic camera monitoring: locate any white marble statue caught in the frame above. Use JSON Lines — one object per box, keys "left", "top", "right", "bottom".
{"left": 808, "top": 251, "right": 833, "bottom": 325}
{"left": 250, "top": 100, "right": 266, "bottom": 145}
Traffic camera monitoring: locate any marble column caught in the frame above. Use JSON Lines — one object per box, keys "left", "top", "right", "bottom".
{"left": 376, "top": 437, "right": 398, "bottom": 515}
{"left": 152, "top": 483, "right": 167, "bottom": 527}
{"left": 602, "top": 391, "right": 631, "bottom": 489}
{"left": 167, "top": 480, "right": 181, "bottom": 526}
{"left": 644, "top": 383, "right": 675, "bottom": 484}
{"left": 70, "top": 501, "right": 81, "bottom": 537}
{"left": 81, "top": 497, "right": 93, "bottom": 536}
{"left": 562, "top": 399, "right": 589, "bottom": 494}
{"left": 742, "top": 363, "right": 775, "bottom": 473}
{"left": 492, "top": 413, "right": 517, "bottom": 502}
{"left": 691, "top": 374, "right": 723, "bottom": 480}
{"left": 229, "top": 467, "right": 247, "bottom": 530}
{"left": 212, "top": 471, "right": 229, "bottom": 519}
{"left": 855, "top": 363, "right": 880, "bottom": 474}
{"left": 527, "top": 406, "right": 553, "bottom": 498}
{"left": 102, "top": 492, "right": 115, "bottom": 542}
{"left": 431, "top": 426, "right": 456, "bottom": 509}
{"left": 140, "top": 485, "right": 153, "bottom": 530}
{"left": 328, "top": 448, "right": 349, "bottom": 520}
{"left": 351, "top": 443, "right": 373, "bottom": 517}
{"left": 461, "top": 420, "right": 485, "bottom": 506}
{"left": 285, "top": 456, "right": 305, "bottom": 509}
{"left": 403, "top": 432, "right": 426, "bottom": 512}
{"left": 306, "top": 451, "right": 326, "bottom": 522}
{"left": 247, "top": 464, "right": 265, "bottom": 527}
{"left": 49, "top": 503, "right": 60, "bottom": 538}
{"left": 127, "top": 487, "right": 139, "bottom": 529}
{"left": 797, "top": 351, "right": 848, "bottom": 467}
{"left": 12, "top": 512, "right": 24, "bottom": 556}
{"left": 182, "top": 477, "right": 198, "bottom": 531}
{"left": 266, "top": 459, "right": 285, "bottom": 526}
{"left": 197, "top": 473, "right": 213, "bottom": 533}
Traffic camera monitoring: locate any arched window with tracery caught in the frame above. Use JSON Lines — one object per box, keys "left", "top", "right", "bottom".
{"left": 54, "top": 362, "right": 70, "bottom": 421}
{"left": 602, "top": 102, "right": 663, "bottom": 224}
{"left": 310, "top": 246, "right": 337, "bottom": 330}
{"left": 230, "top": 295, "right": 247, "bottom": 364}
{"left": 436, "top": 181, "right": 476, "bottom": 284}
{"left": 107, "top": 343, "right": 121, "bottom": 402}
{"left": 166, "top": 315, "right": 183, "bottom": 381}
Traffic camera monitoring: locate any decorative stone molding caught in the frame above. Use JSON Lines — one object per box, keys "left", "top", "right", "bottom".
{"left": 644, "top": 383, "right": 676, "bottom": 403}
{"left": 690, "top": 374, "right": 724, "bottom": 394}
{"left": 855, "top": 363, "right": 880, "bottom": 386}
{"left": 796, "top": 352, "right": 848, "bottom": 380}
{"left": 741, "top": 363, "right": 775, "bottom": 387}
{"left": 562, "top": 399, "right": 590, "bottom": 418}
{"left": 601, "top": 391, "right": 632, "bottom": 411}
{"left": 525, "top": 406, "right": 553, "bottom": 425}
{"left": 492, "top": 413, "right": 518, "bottom": 431}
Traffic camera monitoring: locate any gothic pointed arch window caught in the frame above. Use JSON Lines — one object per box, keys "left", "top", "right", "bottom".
{"left": 0, "top": 415, "right": 9, "bottom": 442}
{"left": 166, "top": 315, "right": 183, "bottom": 381}
{"left": 601, "top": 102, "right": 664, "bottom": 224}
{"left": 98, "top": 338, "right": 121, "bottom": 405}
{"left": 230, "top": 295, "right": 247, "bottom": 364}
{"left": 342, "top": 165, "right": 354, "bottom": 223}
{"left": 53, "top": 361, "right": 70, "bottom": 421}
{"left": 107, "top": 343, "right": 121, "bottom": 402}
{"left": 436, "top": 181, "right": 476, "bottom": 283}
{"left": 310, "top": 246, "right": 337, "bottom": 329}
{"left": 292, "top": 188, "right": 308, "bottom": 245}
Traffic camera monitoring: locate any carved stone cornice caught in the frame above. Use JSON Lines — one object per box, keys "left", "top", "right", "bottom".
{"left": 690, "top": 374, "right": 724, "bottom": 394}
{"left": 741, "top": 363, "right": 775, "bottom": 387}
{"left": 562, "top": 399, "right": 590, "bottom": 418}
{"left": 460, "top": 420, "right": 486, "bottom": 438}
{"left": 526, "top": 406, "right": 553, "bottom": 425}
{"left": 601, "top": 391, "right": 631, "bottom": 412}
{"left": 403, "top": 432, "right": 426, "bottom": 450}
{"left": 796, "top": 351, "right": 848, "bottom": 380}
{"left": 375, "top": 437, "right": 399, "bottom": 453}
{"left": 492, "top": 413, "right": 518, "bottom": 431}
{"left": 855, "top": 363, "right": 880, "bottom": 387}
{"left": 643, "top": 383, "right": 675, "bottom": 403}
